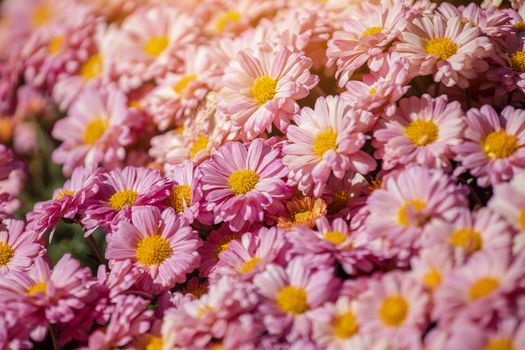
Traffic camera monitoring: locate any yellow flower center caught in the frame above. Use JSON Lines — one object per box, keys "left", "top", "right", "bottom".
{"left": 239, "top": 257, "right": 262, "bottom": 274}
{"left": 313, "top": 129, "right": 338, "bottom": 157}
{"left": 519, "top": 209, "right": 525, "bottom": 232}
{"left": 422, "top": 268, "right": 442, "bottom": 291}
{"left": 323, "top": 230, "right": 347, "bottom": 245}
{"left": 0, "top": 242, "right": 14, "bottom": 266}
{"left": 182, "top": 282, "right": 208, "bottom": 298}
{"left": 328, "top": 191, "right": 350, "bottom": 215}
{"left": 404, "top": 119, "right": 439, "bottom": 147}
{"left": 169, "top": 185, "right": 191, "bottom": 213}
{"left": 214, "top": 235, "right": 240, "bottom": 258}
{"left": 173, "top": 74, "right": 198, "bottom": 95}
{"left": 26, "top": 281, "right": 47, "bottom": 296}
{"left": 276, "top": 286, "right": 309, "bottom": 315}
{"left": 510, "top": 51, "right": 525, "bottom": 73}
{"left": 369, "top": 86, "right": 378, "bottom": 94}
{"left": 251, "top": 75, "right": 277, "bottom": 105}
{"left": 190, "top": 134, "right": 209, "bottom": 159}
{"left": 228, "top": 169, "right": 259, "bottom": 195}
{"left": 484, "top": 338, "right": 515, "bottom": 350}
{"left": 379, "top": 295, "right": 409, "bottom": 327}
{"left": 361, "top": 26, "right": 383, "bottom": 38}
{"left": 136, "top": 235, "right": 173, "bottom": 266}
{"left": 397, "top": 199, "right": 427, "bottom": 227}
{"left": 83, "top": 118, "right": 108, "bottom": 145}
{"left": 332, "top": 310, "right": 359, "bottom": 339}
{"left": 108, "top": 189, "right": 138, "bottom": 210}
{"left": 514, "top": 21, "right": 525, "bottom": 32}
{"left": 48, "top": 35, "right": 63, "bottom": 54}
{"left": 144, "top": 36, "right": 169, "bottom": 57}
{"left": 32, "top": 4, "right": 51, "bottom": 27}
{"left": 294, "top": 210, "right": 316, "bottom": 226}
{"left": 81, "top": 54, "right": 103, "bottom": 81}
{"left": 425, "top": 37, "right": 458, "bottom": 61}
{"left": 449, "top": 228, "right": 483, "bottom": 253}
{"left": 0, "top": 117, "right": 13, "bottom": 144}
{"left": 55, "top": 189, "right": 75, "bottom": 200}
{"left": 214, "top": 10, "right": 242, "bottom": 33}
{"left": 145, "top": 336, "right": 163, "bottom": 350}
{"left": 469, "top": 277, "right": 500, "bottom": 300}
{"left": 483, "top": 130, "right": 518, "bottom": 159}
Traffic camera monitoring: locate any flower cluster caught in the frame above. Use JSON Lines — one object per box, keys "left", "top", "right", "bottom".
{"left": 2, "top": 0, "right": 525, "bottom": 349}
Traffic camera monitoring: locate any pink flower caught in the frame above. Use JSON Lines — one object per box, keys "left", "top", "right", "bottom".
{"left": 200, "top": 139, "right": 291, "bottom": 231}
{"left": 410, "top": 246, "right": 454, "bottom": 292}
{"left": 454, "top": 105, "right": 525, "bottom": 187}
{"left": 0, "top": 219, "right": 41, "bottom": 275}
{"left": 51, "top": 84, "right": 134, "bottom": 175}
{"left": 198, "top": 224, "right": 244, "bottom": 277}
{"left": 106, "top": 206, "right": 201, "bottom": 291}
{"left": 165, "top": 162, "right": 205, "bottom": 225}
{"left": 487, "top": 34, "right": 525, "bottom": 96}
{"left": 217, "top": 44, "right": 318, "bottom": 140}
{"left": 395, "top": 15, "right": 492, "bottom": 88}
{"left": 322, "top": 172, "right": 370, "bottom": 220}
{"left": 283, "top": 95, "right": 376, "bottom": 197}
{"left": 373, "top": 94, "right": 465, "bottom": 170}
{"left": 0, "top": 145, "right": 20, "bottom": 182}
{"left": 253, "top": 257, "right": 339, "bottom": 341}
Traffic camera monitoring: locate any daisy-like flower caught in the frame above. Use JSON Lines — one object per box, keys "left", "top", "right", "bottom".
{"left": 0, "top": 219, "right": 41, "bottom": 275}
{"left": 395, "top": 15, "right": 492, "bottom": 88}
{"left": 327, "top": 2, "right": 409, "bottom": 86}
{"left": 253, "top": 257, "right": 340, "bottom": 341}
{"left": 365, "top": 166, "right": 467, "bottom": 252}
{"left": 410, "top": 246, "right": 454, "bottom": 293}
{"left": 106, "top": 206, "right": 201, "bottom": 291}
{"left": 106, "top": 5, "right": 200, "bottom": 91}
{"left": 51, "top": 84, "right": 134, "bottom": 175}
{"left": 454, "top": 105, "right": 525, "bottom": 187}
{"left": 277, "top": 196, "right": 327, "bottom": 231}
{"left": 356, "top": 272, "right": 430, "bottom": 347}
{"left": 200, "top": 139, "right": 291, "bottom": 231}
{"left": 217, "top": 44, "right": 318, "bottom": 141}
{"left": 81, "top": 166, "right": 170, "bottom": 235}
{"left": 487, "top": 35, "right": 525, "bottom": 96}
{"left": 165, "top": 162, "right": 204, "bottom": 225}
{"left": 434, "top": 250, "right": 525, "bottom": 324}
{"left": 322, "top": 172, "right": 370, "bottom": 220}
{"left": 283, "top": 96, "right": 376, "bottom": 196}
{"left": 198, "top": 224, "right": 244, "bottom": 277}
{"left": 373, "top": 94, "right": 465, "bottom": 170}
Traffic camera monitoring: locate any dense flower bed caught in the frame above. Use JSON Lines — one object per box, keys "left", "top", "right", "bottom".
{"left": 1, "top": 0, "right": 525, "bottom": 349}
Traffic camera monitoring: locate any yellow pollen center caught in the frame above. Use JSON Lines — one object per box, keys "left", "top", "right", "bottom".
{"left": 56, "top": 189, "right": 75, "bottom": 200}
{"left": 190, "top": 134, "right": 209, "bottom": 159}
{"left": 26, "top": 281, "right": 47, "bottom": 296}
{"left": 449, "top": 227, "right": 483, "bottom": 253}
{"left": 483, "top": 130, "right": 518, "bottom": 159}
{"left": 214, "top": 235, "right": 239, "bottom": 257}
{"left": 323, "top": 230, "right": 347, "bottom": 245}
{"left": 314, "top": 129, "right": 338, "bottom": 157}
{"left": 404, "top": 119, "right": 439, "bottom": 146}
{"left": 239, "top": 257, "right": 262, "bottom": 274}
{"left": 514, "top": 21, "right": 525, "bottom": 32}
{"left": 294, "top": 210, "right": 316, "bottom": 226}
{"left": 425, "top": 37, "right": 458, "bottom": 61}
{"left": 484, "top": 338, "right": 515, "bottom": 350}
{"left": 144, "top": 36, "right": 169, "bottom": 57}
{"left": 173, "top": 74, "right": 198, "bottom": 95}
{"left": 422, "top": 268, "right": 442, "bottom": 290}
{"left": 108, "top": 189, "right": 138, "bottom": 210}
{"left": 332, "top": 311, "right": 359, "bottom": 339}
{"left": 276, "top": 286, "right": 309, "bottom": 315}
{"left": 145, "top": 336, "right": 163, "bottom": 350}
{"left": 397, "top": 199, "right": 427, "bottom": 227}
{"left": 251, "top": 75, "right": 277, "bottom": 105}
{"left": 0, "top": 117, "right": 13, "bottom": 144}
{"left": 136, "top": 235, "right": 173, "bottom": 266}
{"left": 519, "top": 209, "right": 525, "bottom": 232}
{"left": 48, "top": 35, "right": 63, "bottom": 54}
{"left": 0, "top": 242, "right": 14, "bottom": 266}
{"left": 169, "top": 185, "right": 191, "bottom": 213}
{"left": 361, "top": 26, "right": 383, "bottom": 38}
{"left": 32, "top": 4, "right": 51, "bottom": 27}
{"left": 469, "top": 277, "right": 500, "bottom": 300}
{"left": 379, "top": 295, "right": 409, "bottom": 327}
{"left": 510, "top": 51, "right": 525, "bottom": 73}
{"left": 83, "top": 118, "right": 108, "bottom": 145}
{"left": 182, "top": 283, "right": 208, "bottom": 298}
{"left": 81, "top": 54, "right": 103, "bottom": 81}
{"left": 369, "top": 86, "right": 378, "bottom": 94}
{"left": 214, "top": 10, "right": 242, "bottom": 33}
{"left": 228, "top": 169, "right": 259, "bottom": 195}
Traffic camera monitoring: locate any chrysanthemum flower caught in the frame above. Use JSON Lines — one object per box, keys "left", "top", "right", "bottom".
{"left": 106, "top": 206, "right": 201, "bottom": 291}
{"left": 395, "top": 15, "right": 492, "bottom": 88}
{"left": 81, "top": 166, "right": 170, "bottom": 235}
{"left": 253, "top": 257, "right": 339, "bottom": 341}
{"left": 410, "top": 246, "right": 454, "bottom": 293}
{"left": 454, "top": 105, "right": 525, "bottom": 187}
{"left": 283, "top": 96, "right": 376, "bottom": 196}
{"left": 373, "top": 94, "right": 465, "bottom": 170}
{"left": 51, "top": 85, "right": 134, "bottom": 175}
{"left": 0, "top": 219, "right": 41, "bottom": 275}
{"left": 356, "top": 272, "right": 430, "bottom": 347}
{"left": 165, "top": 162, "right": 204, "bottom": 225}
{"left": 487, "top": 34, "right": 525, "bottom": 97}
{"left": 277, "top": 196, "right": 327, "bottom": 231}
{"left": 200, "top": 139, "right": 291, "bottom": 231}
{"left": 217, "top": 44, "right": 318, "bottom": 140}
{"left": 322, "top": 172, "right": 370, "bottom": 220}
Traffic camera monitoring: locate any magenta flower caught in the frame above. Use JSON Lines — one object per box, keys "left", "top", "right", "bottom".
{"left": 0, "top": 219, "right": 41, "bottom": 275}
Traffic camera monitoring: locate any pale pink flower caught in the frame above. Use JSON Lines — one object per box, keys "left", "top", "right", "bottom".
{"left": 198, "top": 224, "right": 244, "bottom": 277}
{"left": 165, "top": 162, "right": 205, "bottom": 225}
{"left": 410, "top": 246, "right": 454, "bottom": 292}
{"left": 217, "top": 44, "right": 318, "bottom": 141}
{"left": 322, "top": 172, "right": 370, "bottom": 220}
{"left": 0, "top": 219, "right": 41, "bottom": 275}
{"left": 487, "top": 34, "right": 525, "bottom": 96}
